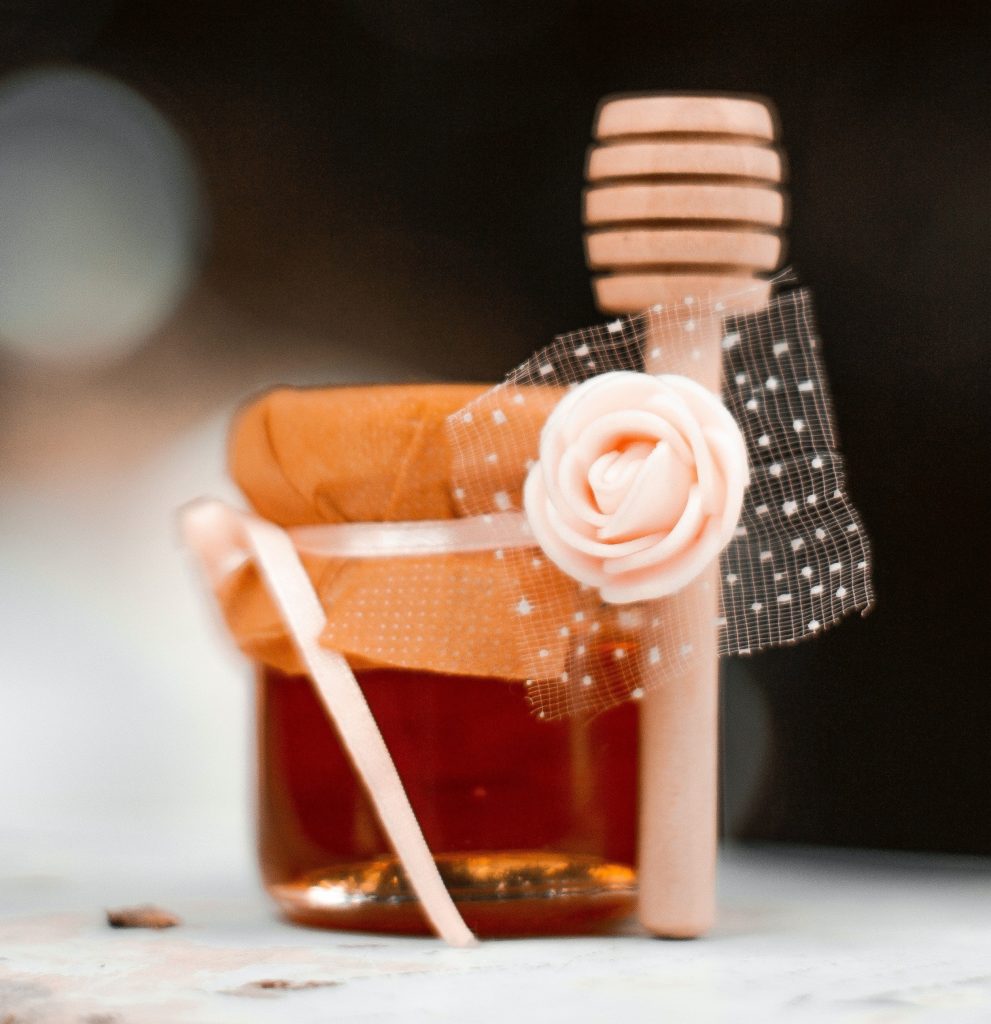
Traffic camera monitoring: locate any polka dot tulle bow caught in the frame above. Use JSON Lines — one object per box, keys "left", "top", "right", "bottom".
{"left": 446, "top": 280, "right": 875, "bottom": 719}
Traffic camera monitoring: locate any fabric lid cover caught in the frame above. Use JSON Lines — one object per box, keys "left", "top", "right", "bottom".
{"left": 217, "top": 383, "right": 561, "bottom": 679}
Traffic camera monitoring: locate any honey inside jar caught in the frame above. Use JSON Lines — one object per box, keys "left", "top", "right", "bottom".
{"left": 257, "top": 665, "right": 638, "bottom": 937}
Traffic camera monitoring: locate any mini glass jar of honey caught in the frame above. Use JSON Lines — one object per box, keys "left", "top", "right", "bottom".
{"left": 211, "top": 383, "right": 639, "bottom": 937}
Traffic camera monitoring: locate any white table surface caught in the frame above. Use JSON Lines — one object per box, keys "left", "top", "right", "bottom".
{"left": 3, "top": 842, "right": 991, "bottom": 1024}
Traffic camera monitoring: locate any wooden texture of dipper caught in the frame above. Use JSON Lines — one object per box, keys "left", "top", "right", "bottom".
{"left": 584, "top": 94, "right": 787, "bottom": 937}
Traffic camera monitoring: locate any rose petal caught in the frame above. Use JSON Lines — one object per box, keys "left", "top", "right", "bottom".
{"left": 543, "top": 398, "right": 671, "bottom": 524}
{"left": 524, "top": 468, "right": 611, "bottom": 588}
{"left": 574, "top": 409, "right": 686, "bottom": 457}
{"left": 592, "top": 398, "right": 695, "bottom": 465}
{"left": 551, "top": 405, "right": 684, "bottom": 524}
{"left": 646, "top": 383, "right": 721, "bottom": 514}
{"left": 546, "top": 498, "right": 660, "bottom": 560}
{"left": 597, "top": 441, "right": 693, "bottom": 541}
{"left": 704, "top": 425, "right": 749, "bottom": 543}
{"left": 556, "top": 444, "right": 608, "bottom": 527}
{"left": 600, "top": 518, "right": 724, "bottom": 603}
{"left": 588, "top": 444, "right": 652, "bottom": 515}
{"left": 663, "top": 373, "right": 741, "bottom": 438}
{"left": 661, "top": 375, "right": 743, "bottom": 515}
{"left": 602, "top": 484, "right": 706, "bottom": 573}
{"left": 557, "top": 372, "right": 665, "bottom": 442}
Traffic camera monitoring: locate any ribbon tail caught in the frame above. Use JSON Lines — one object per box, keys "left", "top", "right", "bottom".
{"left": 181, "top": 499, "right": 477, "bottom": 949}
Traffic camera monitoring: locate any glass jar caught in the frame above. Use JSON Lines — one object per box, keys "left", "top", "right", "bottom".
{"left": 197, "top": 381, "right": 640, "bottom": 937}
{"left": 256, "top": 664, "right": 638, "bottom": 937}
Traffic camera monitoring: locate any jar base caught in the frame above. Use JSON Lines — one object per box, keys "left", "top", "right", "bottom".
{"left": 268, "top": 850, "right": 637, "bottom": 938}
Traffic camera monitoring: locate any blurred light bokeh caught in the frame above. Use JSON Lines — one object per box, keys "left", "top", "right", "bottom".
{"left": 0, "top": 67, "right": 201, "bottom": 365}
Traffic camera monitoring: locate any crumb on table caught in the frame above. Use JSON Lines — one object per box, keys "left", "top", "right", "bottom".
{"left": 105, "top": 904, "right": 181, "bottom": 929}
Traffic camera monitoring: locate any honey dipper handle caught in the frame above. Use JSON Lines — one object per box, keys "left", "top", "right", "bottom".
{"left": 585, "top": 92, "right": 786, "bottom": 938}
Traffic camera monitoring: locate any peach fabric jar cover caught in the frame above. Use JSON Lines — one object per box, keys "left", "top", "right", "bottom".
{"left": 218, "top": 383, "right": 561, "bottom": 680}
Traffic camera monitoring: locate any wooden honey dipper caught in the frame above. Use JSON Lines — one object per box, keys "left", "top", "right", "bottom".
{"left": 584, "top": 93, "right": 788, "bottom": 938}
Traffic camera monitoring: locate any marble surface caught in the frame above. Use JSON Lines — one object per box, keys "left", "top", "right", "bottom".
{"left": 3, "top": 843, "right": 991, "bottom": 1023}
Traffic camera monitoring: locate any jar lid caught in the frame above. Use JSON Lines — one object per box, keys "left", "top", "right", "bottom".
{"left": 230, "top": 383, "right": 488, "bottom": 526}
{"left": 219, "top": 383, "right": 559, "bottom": 681}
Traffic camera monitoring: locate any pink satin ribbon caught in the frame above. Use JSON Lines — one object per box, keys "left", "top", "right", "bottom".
{"left": 289, "top": 510, "right": 534, "bottom": 559}
{"left": 182, "top": 499, "right": 535, "bottom": 948}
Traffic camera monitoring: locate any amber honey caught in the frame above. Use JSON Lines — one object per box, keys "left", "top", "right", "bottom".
{"left": 257, "top": 666, "right": 638, "bottom": 937}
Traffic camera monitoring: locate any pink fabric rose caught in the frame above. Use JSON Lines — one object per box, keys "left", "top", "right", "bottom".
{"left": 523, "top": 371, "right": 748, "bottom": 603}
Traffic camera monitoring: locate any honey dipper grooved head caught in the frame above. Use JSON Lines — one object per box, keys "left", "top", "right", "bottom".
{"left": 586, "top": 141, "right": 785, "bottom": 184}
{"left": 585, "top": 94, "right": 787, "bottom": 311}
{"left": 595, "top": 94, "right": 778, "bottom": 141}
{"left": 584, "top": 184, "right": 786, "bottom": 228}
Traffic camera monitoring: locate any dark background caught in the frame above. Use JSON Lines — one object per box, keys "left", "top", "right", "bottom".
{"left": 3, "top": 0, "right": 989, "bottom": 853}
